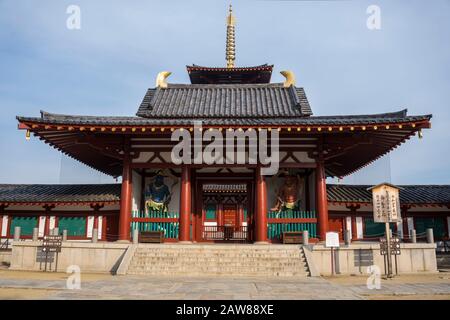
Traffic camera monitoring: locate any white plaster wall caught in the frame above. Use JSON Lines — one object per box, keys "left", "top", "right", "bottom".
{"left": 98, "top": 216, "right": 103, "bottom": 239}
{"left": 292, "top": 151, "right": 315, "bottom": 163}
{"left": 346, "top": 216, "right": 352, "bottom": 235}
{"left": 38, "top": 216, "right": 46, "bottom": 237}
{"left": 49, "top": 216, "right": 56, "bottom": 230}
{"left": 448, "top": 217, "right": 450, "bottom": 237}
{"left": 132, "top": 152, "right": 153, "bottom": 163}
{"left": 87, "top": 216, "right": 94, "bottom": 238}
{"left": 309, "top": 172, "right": 315, "bottom": 211}
{"left": 1, "top": 216, "right": 8, "bottom": 237}
{"left": 132, "top": 170, "right": 142, "bottom": 212}
{"left": 356, "top": 217, "right": 363, "bottom": 238}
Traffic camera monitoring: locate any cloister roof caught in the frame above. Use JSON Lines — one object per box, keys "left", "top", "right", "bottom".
{"left": 0, "top": 184, "right": 121, "bottom": 206}
{"left": 327, "top": 184, "right": 450, "bottom": 207}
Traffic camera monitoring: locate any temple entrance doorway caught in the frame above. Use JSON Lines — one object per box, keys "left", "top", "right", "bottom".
{"left": 223, "top": 204, "right": 238, "bottom": 227}
{"left": 194, "top": 177, "right": 254, "bottom": 243}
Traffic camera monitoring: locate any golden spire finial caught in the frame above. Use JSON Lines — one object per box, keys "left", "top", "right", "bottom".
{"left": 226, "top": 4, "right": 236, "bottom": 68}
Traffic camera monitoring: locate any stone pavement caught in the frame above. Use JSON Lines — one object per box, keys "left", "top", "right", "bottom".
{"left": 0, "top": 272, "right": 449, "bottom": 300}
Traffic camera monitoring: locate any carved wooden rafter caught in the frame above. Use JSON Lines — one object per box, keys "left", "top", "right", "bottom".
{"left": 146, "top": 151, "right": 169, "bottom": 164}
{"left": 345, "top": 204, "right": 361, "bottom": 211}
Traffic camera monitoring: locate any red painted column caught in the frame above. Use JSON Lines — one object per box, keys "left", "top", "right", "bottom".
{"left": 255, "top": 167, "right": 268, "bottom": 243}
{"left": 118, "top": 155, "right": 132, "bottom": 241}
{"left": 44, "top": 216, "right": 50, "bottom": 236}
{"left": 93, "top": 216, "right": 99, "bottom": 230}
{"left": 351, "top": 216, "right": 358, "bottom": 240}
{"left": 179, "top": 166, "right": 191, "bottom": 242}
{"left": 316, "top": 160, "right": 329, "bottom": 241}
{"left": 237, "top": 204, "right": 243, "bottom": 227}
{"left": 217, "top": 203, "right": 223, "bottom": 226}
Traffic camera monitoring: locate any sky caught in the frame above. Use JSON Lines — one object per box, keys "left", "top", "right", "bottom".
{"left": 0, "top": 0, "right": 449, "bottom": 185}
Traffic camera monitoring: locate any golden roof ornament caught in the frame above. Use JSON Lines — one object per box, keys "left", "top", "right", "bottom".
{"left": 226, "top": 4, "right": 236, "bottom": 68}
{"left": 156, "top": 71, "right": 172, "bottom": 88}
{"left": 280, "top": 70, "right": 296, "bottom": 87}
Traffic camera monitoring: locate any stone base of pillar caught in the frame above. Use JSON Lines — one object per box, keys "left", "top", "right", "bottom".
{"left": 178, "top": 241, "right": 192, "bottom": 244}
{"left": 253, "top": 241, "right": 269, "bottom": 245}
{"left": 116, "top": 240, "right": 131, "bottom": 244}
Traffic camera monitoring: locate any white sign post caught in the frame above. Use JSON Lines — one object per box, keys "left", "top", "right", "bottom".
{"left": 368, "top": 183, "right": 402, "bottom": 278}
{"left": 325, "top": 232, "right": 340, "bottom": 276}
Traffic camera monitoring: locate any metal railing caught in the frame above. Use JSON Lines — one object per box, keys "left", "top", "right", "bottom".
{"left": 202, "top": 225, "right": 249, "bottom": 242}
{"left": 0, "top": 238, "right": 10, "bottom": 251}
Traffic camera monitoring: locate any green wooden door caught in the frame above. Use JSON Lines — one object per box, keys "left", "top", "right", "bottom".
{"left": 415, "top": 217, "right": 446, "bottom": 240}
{"left": 364, "top": 217, "right": 395, "bottom": 238}
{"left": 58, "top": 216, "right": 86, "bottom": 237}
{"left": 205, "top": 204, "right": 216, "bottom": 220}
{"left": 10, "top": 216, "right": 38, "bottom": 236}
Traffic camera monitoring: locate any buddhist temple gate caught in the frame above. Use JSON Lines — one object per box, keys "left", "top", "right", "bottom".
{"left": 15, "top": 6, "right": 432, "bottom": 244}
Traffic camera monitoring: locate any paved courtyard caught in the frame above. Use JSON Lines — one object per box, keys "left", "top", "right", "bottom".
{"left": 0, "top": 269, "right": 449, "bottom": 300}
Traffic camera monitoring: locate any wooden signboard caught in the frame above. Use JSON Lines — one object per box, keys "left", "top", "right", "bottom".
{"left": 41, "top": 235, "right": 63, "bottom": 272}
{"left": 325, "top": 232, "right": 340, "bottom": 248}
{"left": 325, "top": 232, "right": 339, "bottom": 276}
{"left": 42, "top": 235, "right": 63, "bottom": 253}
{"left": 369, "top": 183, "right": 402, "bottom": 223}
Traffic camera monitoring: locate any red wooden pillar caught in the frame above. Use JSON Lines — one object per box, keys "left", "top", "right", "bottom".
{"left": 217, "top": 203, "right": 223, "bottom": 226}
{"left": 351, "top": 216, "right": 358, "bottom": 240}
{"left": 44, "top": 216, "right": 50, "bottom": 236}
{"left": 237, "top": 204, "right": 244, "bottom": 227}
{"left": 43, "top": 205, "right": 54, "bottom": 236}
{"left": 179, "top": 166, "right": 191, "bottom": 242}
{"left": 93, "top": 216, "right": 99, "bottom": 230}
{"left": 118, "top": 155, "right": 132, "bottom": 241}
{"left": 316, "top": 160, "right": 329, "bottom": 241}
{"left": 255, "top": 167, "right": 268, "bottom": 243}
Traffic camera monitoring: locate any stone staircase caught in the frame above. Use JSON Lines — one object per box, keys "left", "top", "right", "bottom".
{"left": 124, "top": 244, "right": 310, "bottom": 277}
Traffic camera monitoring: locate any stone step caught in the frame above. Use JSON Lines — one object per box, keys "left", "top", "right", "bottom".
{"left": 128, "top": 269, "right": 309, "bottom": 274}
{"left": 131, "top": 256, "right": 305, "bottom": 261}
{"left": 133, "top": 254, "right": 304, "bottom": 259}
{"left": 129, "top": 259, "right": 307, "bottom": 264}
{"left": 125, "top": 245, "right": 311, "bottom": 277}
{"left": 129, "top": 265, "right": 308, "bottom": 270}
{"left": 127, "top": 272, "right": 309, "bottom": 277}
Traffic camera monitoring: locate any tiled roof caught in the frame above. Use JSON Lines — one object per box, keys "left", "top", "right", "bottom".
{"left": 203, "top": 183, "right": 247, "bottom": 193}
{"left": 0, "top": 184, "right": 121, "bottom": 204}
{"left": 136, "top": 83, "right": 313, "bottom": 118}
{"left": 17, "top": 109, "right": 430, "bottom": 127}
{"left": 2, "top": 183, "right": 447, "bottom": 206}
{"left": 327, "top": 184, "right": 450, "bottom": 206}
